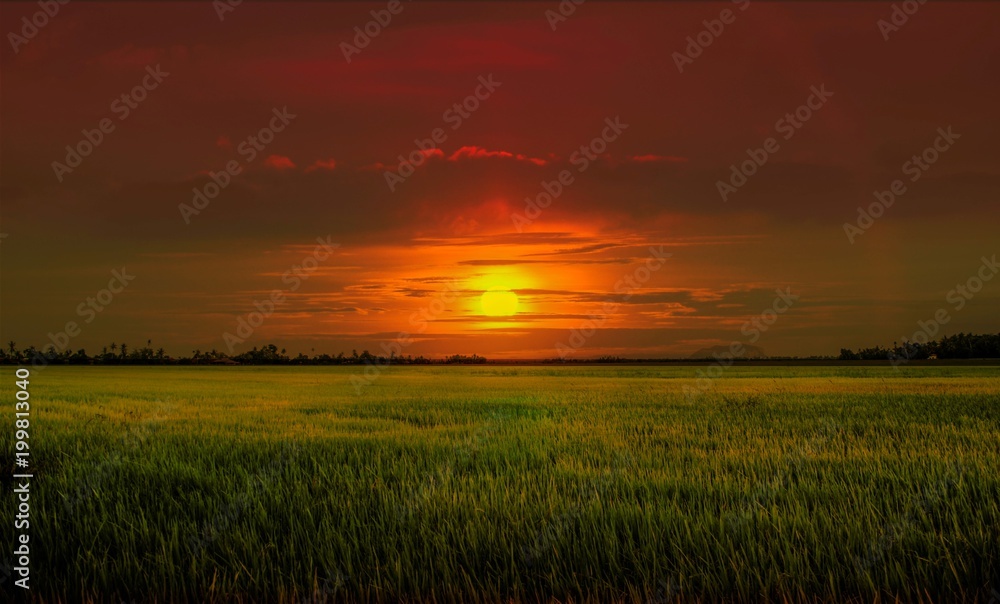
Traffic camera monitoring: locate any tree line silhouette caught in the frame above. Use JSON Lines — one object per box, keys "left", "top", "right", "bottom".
{"left": 1, "top": 332, "right": 997, "bottom": 366}
{"left": 0, "top": 340, "right": 487, "bottom": 366}
{"left": 838, "top": 332, "right": 1000, "bottom": 361}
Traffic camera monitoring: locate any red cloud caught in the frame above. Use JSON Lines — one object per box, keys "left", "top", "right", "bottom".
{"left": 628, "top": 154, "right": 688, "bottom": 163}
{"left": 216, "top": 135, "right": 233, "bottom": 150}
{"left": 305, "top": 158, "right": 337, "bottom": 172}
{"left": 264, "top": 155, "right": 296, "bottom": 170}
{"left": 448, "top": 146, "right": 547, "bottom": 166}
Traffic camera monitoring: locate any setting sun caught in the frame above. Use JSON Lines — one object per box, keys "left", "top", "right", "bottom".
{"left": 481, "top": 288, "right": 518, "bottom": 316}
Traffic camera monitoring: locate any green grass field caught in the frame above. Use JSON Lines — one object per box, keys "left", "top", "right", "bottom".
{"left": 4, "top": 365, "right": 999, "bottom": 603}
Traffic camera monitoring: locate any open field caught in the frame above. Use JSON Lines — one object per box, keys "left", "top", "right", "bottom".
{"left": 3, "top": 365, "right": 999, "bottom": 603}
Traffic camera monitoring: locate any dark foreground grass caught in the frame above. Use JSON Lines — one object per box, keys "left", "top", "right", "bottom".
{"left": 2, "top": 365, "right": 998, "bottom": 603}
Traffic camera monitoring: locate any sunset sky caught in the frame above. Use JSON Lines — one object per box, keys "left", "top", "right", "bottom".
{"left": 1, "top": 1, "right": 998, "bottom": 359}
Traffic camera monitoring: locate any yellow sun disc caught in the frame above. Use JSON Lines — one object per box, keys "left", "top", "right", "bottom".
{"left": 481, "top": 289, "right": 518, "bottom": 316}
